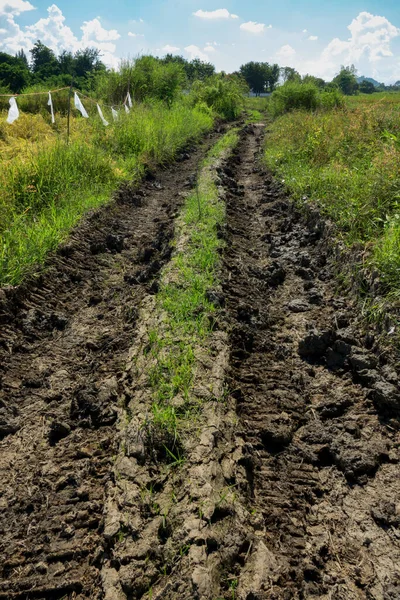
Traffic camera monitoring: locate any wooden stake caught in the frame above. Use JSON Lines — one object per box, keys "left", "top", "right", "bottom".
{"left": 67, "top": 78, "right": 73, "bottom": 144}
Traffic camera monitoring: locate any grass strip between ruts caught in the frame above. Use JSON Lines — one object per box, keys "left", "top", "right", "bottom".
{"left": 141, "top": 128, "right": 239, "bottom": 462}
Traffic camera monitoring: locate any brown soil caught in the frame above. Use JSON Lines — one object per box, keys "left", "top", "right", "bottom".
{"left": 0, "top": 133, "right": 221, "bottom": 599}
{"left": 1, "top": 124, "right": 399, "bottom": 600}
{"left": 221, "top": 125, "right": 400, "bottom": 599}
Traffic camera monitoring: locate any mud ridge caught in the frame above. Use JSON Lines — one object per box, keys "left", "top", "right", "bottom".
{"left": 220, "top": 124, "right": 400, "bottom": 599}
{"left": 0, "top": 130, "right": 223, "bottom": 599}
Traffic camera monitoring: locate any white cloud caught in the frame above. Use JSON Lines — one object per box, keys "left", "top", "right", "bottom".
{"left": 308, "top": 35, "right": 318, "bottom": 41}
{"left": 81, "top": 18, "right": 119, "bottom": 43}
{"left": 128, "top": 32, "right": 144, "bottom": 38}
{"left": 204, "top": 45, "right": 215, "bottom": 52}
{"left": 184, "top": 44, "right": 209, "bottom": 61}
{"left": 161, "top": 44, "right": 180, "bottom": 53}
{"left": 302, "top": 29, "right": 307, "bottom": 33}
{"left": 279, "top": 12, "right": 400, "bottom": 83}
{"left": 323, "top": 11, "right": 399, "bottom": 64}
{"left": 0, "top": 3, "right": 121, "bottom": 68}
{"left": 240, "top": 21, "right": 269, "bottom": 34}
{"left": 193, "top": 8, "right": 238, "bottom": 20}
{"left": 0, "top": 0, "right": 34, "bottom": 17}
{"left": 277, "top": 44, "right": 296, "bottom": 59}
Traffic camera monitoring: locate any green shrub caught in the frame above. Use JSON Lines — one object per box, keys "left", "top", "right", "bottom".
{"left": 95, "top": 57, "right": 186, "bottom": 106}
{"left": 269, "top": 82, "right": 344, "bottom": 116}
{"left": 189, "top": 75, "right": 244, "bottom": 121}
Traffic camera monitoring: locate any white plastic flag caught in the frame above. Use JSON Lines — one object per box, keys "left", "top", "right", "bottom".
{"left": 74, "top": 92, "right": 89, "bottom": 118}
{"left": 6, "top": 97, "right": 19, "bottom": 124}
{"left": 124, "top": 104, "right": 130, "bottom": 114}
{"left": 127, "top": 92, "right": 133, "bottom": 108}
{"left": 48, "top": 91, "right": 55, "bottom": 124}
{"left": 111, "top": 107, "right": 119, "bottom": 121}
{"left": 97, "top": 103, "right": 109, "bottom": 126}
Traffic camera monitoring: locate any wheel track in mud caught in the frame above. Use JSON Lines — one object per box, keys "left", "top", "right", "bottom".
{"left": 0, "top": 132, "right": 222, "bottom": 600}
{"left": 1, "top": 123, "right": 400, "bottom": 600}
{"left": 221, "top": 125, "right": 400, "bottom": 599}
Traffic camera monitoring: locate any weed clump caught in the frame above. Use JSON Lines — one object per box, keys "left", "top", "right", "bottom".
{"left": 269, "top": 82, "right": 344, "bottom": 116}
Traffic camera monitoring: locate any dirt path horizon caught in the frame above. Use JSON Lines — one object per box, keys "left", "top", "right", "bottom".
{"left": 0, "top": 124, "right": 399, "bottom": 599}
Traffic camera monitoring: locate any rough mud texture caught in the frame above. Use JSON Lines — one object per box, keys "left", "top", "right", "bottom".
{"left": 221, "top": 125, "right": 400, "bottom": 599}
{"left": 0, "top": 133, "right": 221, "bottom": 599}
{"left": 99, "top": 142, "right": 252, "bottom": 600}
{"left": 1, "top": 123, "right": 400, "bottom": 600}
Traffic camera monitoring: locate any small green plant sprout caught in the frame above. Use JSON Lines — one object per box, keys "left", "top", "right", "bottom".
{"left": 179, "top": 544, "right": 191, "bottom": 557}
{"left": 164, "top": 445, "right": 185, "bottom": 468}
{"left": 229, "top": 578, "right": 239, "bottom": 599}
{"left": 216, "top": 484, "right": 238, "bottom": 508}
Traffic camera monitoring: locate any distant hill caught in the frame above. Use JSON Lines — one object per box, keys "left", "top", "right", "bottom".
{"left": 357, "top": 76, "right": 383, "bottom": 88}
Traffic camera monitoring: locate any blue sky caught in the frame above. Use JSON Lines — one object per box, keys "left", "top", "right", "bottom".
{"left": 1, "top": 0, "right": 400, "bottom": 82}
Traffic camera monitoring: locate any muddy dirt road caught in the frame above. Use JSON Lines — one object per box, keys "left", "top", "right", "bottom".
{"left": 0, "top": 124, "right": 399, "bottom": 599}
{"left": 0, "top": 133, "right": 220, "bottom": 599}
{"left": 221, "top": 126, "right": 400, "bottom": 599}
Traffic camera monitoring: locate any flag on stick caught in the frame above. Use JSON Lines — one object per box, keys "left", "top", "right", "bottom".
{"left": 48, "top": 91, "right": 55, "bottom": 124}
{"left": 7, "top": 97, "right": 19, "bottom": 124}
{"left": 97, "top": 103, "right": 109, "bottom": 126}
{"left": 74, "top": 92, "right": 89, "bottom": 118}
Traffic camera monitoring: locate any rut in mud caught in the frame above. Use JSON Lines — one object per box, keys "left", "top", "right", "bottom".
{"left": 0, "top": 123, "right": 399, "bottom": 600}
{"left": 220, "top": 125, "right": 400, "bottom": 599}
{"left": 0, "top": 132, "right": 221, "bottom": 600}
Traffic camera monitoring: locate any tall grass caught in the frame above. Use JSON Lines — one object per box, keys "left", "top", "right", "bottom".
{"left": 268, "top": 82, "right": 344, "bottom": 116}
{"left": 0, "top": 100, "right": 213, "bottom": 285}
{"left": 264, "top": 94, "right": 400, "bottom": 301}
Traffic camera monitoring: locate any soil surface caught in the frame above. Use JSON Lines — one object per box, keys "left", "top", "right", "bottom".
{"left": 1, "top": 124, "right": 400, "bottom": 600}
{"left": 221, "top": 125, "right": 400, "bottom": 599}
{"left": 0, "top": 132, "right": 221, "bottom": 599}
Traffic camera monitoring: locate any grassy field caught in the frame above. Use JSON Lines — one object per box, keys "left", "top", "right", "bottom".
{"left": 264, "top": 92, "right": 400, "bottom": 317}
{"left": 0, "top": 101, "right": 213, "bottom": 286}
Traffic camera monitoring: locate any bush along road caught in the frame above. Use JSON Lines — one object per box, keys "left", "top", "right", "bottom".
{"left": 0, "top": 123, "right": 399, "bottom": 599}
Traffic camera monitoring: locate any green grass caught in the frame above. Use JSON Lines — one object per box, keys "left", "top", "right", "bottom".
{"left": 0, "top": 101, "right": 213, "bottom": 285}
{"left": 143, "top": 129, "right": 239, "bottom": 459}
{"left": 264, "top": 95, "right": 400, "bottom": 315}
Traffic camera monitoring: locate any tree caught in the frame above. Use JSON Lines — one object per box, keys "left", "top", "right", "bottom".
{"left": 302, "top": 74, "right": 325, "bottom": 89}
{"left": 266, "top": 63, "right": 280, "bottom": 92}
{"left": 16, "top": 49, "right": 29, "bottom": 68}
{"left": 332, "top": 65, "right": 359, "bottom": 95}
{"left": 186, "top": 58, "right": 215, "bottom": 81}
{"left": 359, "top": 80, "right": 375, "bottom": 94}
{"left": 240, "top": 62, "right": 269, "bottom": 94}
{"left": 0, "top": 51, "right": 30, "bottom": 92}
{"left": 58, "top": 50, "right": 74, "bottom": 75}
{"left": 281, "top": 66, "right": 301, "bottom": 84}
{"left": 73, "top": 48, "right": 105, "bottom": 78}
{"left": 30, "top": 41, "right": 60, "bottom": 80}
{"left": 240, "top": 62, "right": 281, "bottom": 94}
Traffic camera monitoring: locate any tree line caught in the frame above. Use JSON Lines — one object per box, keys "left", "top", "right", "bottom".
{"left": 238, "top": 62, "right": 400, "bottom": 96}
{"left": 0, "top": 42, "right": 218, "bottom": 94}
{"left": 1, "top": 40, "right": 399, "bottom": 98}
